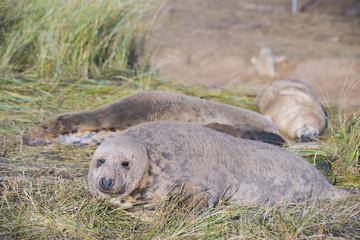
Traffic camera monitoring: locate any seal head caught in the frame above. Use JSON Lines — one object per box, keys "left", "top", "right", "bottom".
{"left": 88, "top": 136, "right": 148, "bottom": 199}
{"left": 23, "top": 112, "right": 92, "bottom": 145}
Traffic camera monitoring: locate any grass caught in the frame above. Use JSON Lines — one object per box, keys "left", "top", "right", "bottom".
{"left": 1, "top": 177, "right": 359, "bottom": 239}
{"left": 0, "top": 0, "right": 360, "bottom": 239}
{"left": 0, "top": 0, "right": 155, "bottom": 80}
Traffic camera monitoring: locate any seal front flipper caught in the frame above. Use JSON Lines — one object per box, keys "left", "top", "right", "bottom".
{"left": 205, "top": 123, "right": 285, "bottom": 146}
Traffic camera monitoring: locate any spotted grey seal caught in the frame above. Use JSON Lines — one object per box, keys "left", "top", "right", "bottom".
{"left": 88, "top": 121, "right": 349, "bottom": 208}
{"left": 23, "top": 91, "right": 282, "bottom": 146}
{"left": 256, "top": 79, "right": 327, "bottom": 142}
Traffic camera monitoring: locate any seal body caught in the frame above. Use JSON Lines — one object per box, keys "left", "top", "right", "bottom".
{"left": 256, "top": 79, "right": 327, "bottom": 142}
{"left": 23, "top": 91, "right": 280, "bottom": 145}
{"left": 88, "top": 121, "right": 348, "bottom": 207}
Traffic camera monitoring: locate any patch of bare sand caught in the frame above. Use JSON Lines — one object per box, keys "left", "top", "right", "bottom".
{"left": 150, "top": 0, "right": 360, "bottom": 108}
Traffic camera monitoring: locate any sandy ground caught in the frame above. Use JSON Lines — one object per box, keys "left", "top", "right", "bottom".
{"left": 149, "top": 0, "right": 360, "bottom": 108}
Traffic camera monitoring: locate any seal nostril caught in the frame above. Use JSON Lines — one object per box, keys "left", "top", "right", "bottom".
{"left": 107, "top": 178, "right": 113, "bottom": 187}
{"left": 100, "top": 177, "right": 113, "bottom": 190}
{"left": 100, "top": 177, "right": 105, "bottom": 189}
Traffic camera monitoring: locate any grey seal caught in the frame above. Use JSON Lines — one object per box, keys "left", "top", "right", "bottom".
{"left": 88, "top": 121, "right": 349, "bottom": 208}
{"left": 23, "top": 91, "right": 282, "bottom": 145}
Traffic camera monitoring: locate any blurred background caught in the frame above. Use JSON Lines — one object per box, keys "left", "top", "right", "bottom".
{"left": 150, "top": 0, "right": 360, "bottom": 108}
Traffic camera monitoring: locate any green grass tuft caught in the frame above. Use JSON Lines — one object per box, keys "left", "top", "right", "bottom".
{"left": 330, "top": 110, "right": 360, "bottom": 170}
{"left": 0, "top": 0, "right": 154, "bottom": 80}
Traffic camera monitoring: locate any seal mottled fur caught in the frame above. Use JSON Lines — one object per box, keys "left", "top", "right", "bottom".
{"left": 256, "top": 79, "right": 327, "bottom": 142}
{"left": 88, "top": 121, "right": 349, "bottom": 207}
{"left": 23, "top": 91, "right": 281, "bottom": 145}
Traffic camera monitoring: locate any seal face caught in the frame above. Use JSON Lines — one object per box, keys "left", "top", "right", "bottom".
{"left": 88, "top": 136, "right": 148, "bottom": 200}
{"left": 23, "top": 91, "right": 282, "bottom": 146}
{"left": 256, "top": 79, "right": 327, "bottom": 142}
{"left": 88, "top": 121, "right": 348, "bottom": 208}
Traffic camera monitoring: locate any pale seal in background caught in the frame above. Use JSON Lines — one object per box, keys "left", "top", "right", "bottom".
{"left": 256, "top": 79, "right": 327, "bottom": 142}
{"left": 251, "top": 47, "right": 285, "bottom": 78}
{"left": 88, "top": 121, "right": 348, "bottom": 208}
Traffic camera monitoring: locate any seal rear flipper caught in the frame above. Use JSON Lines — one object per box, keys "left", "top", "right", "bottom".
{"left": 204, "top": 123, "right": 285, "bottom": 146}
{"left": 296, "top": 126, "right": 319, "bottom": 142}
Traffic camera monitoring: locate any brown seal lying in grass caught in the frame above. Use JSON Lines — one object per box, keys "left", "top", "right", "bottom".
{"left": 88, "top": 121, "right": 349, "bottom": 207}
{"left": 23, "top": 91, "right": 283, "bottom": 146}
{"left": 47, "top": 123, "right": 285, "bottom": 146}
{"left": 256, "top": 79, "right": 327, "bottom": 142}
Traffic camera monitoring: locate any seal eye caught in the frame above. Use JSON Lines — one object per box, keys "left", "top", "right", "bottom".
{"left": 121, "top": 161, "right": 130, "bottom": 169}
{"left": 96, "top": 158, "right": 105, "bottom": 168}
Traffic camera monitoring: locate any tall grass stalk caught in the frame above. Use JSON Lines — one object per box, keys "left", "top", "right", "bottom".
{"left": 0, "top": 0, "right": 155, "bottom": 80}
{"left": 285, "top": 107, "right": 360, "bottom": 187}
{"left": 331, "top": 110, "right": 360, "bottom": 170}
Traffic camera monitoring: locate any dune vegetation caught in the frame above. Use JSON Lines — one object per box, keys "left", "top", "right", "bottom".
{"left": 0, "top": 0, "right": 359, "bottom": 239}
